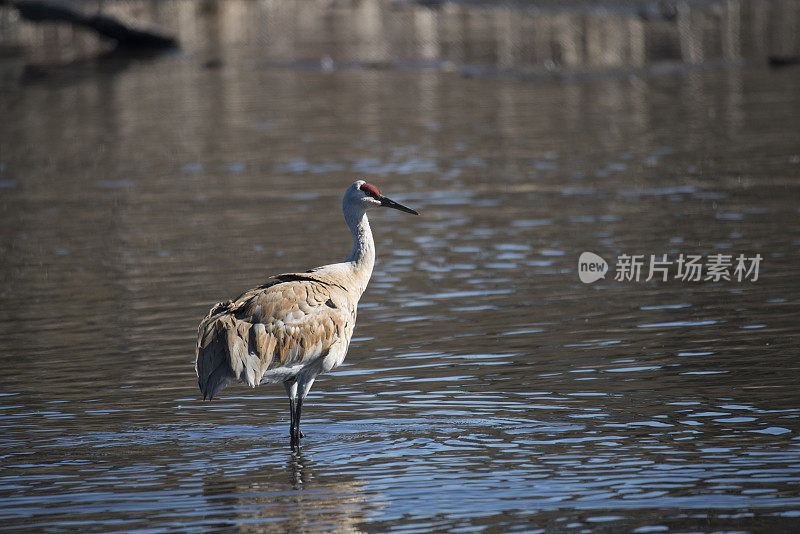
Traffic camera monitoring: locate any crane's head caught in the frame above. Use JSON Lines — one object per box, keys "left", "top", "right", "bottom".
{"left": 345, "top": 180, "right": 419, "bottom": 215}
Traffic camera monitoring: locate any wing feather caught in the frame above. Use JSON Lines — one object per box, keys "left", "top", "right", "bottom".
{"left": 195, "top": 277, "right": 349, "bottom": 399}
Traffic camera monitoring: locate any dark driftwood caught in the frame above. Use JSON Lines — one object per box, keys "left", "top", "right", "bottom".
{"left": 2, "top": 0, "right": 178, "bottom": 49}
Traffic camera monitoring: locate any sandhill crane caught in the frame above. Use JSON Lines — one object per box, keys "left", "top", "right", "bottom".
{"left": 195, "top": 180, "right": 418, "bottom": 441}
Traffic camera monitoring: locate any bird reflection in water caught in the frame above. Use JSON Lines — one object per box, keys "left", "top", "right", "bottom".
{"left": 288, "top": 443, "right": 312, "bottom": 490}
{"left": 200, "top": 444, "right": 374, "bottom": 532}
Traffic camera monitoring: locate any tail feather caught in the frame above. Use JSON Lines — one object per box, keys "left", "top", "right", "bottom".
{"left": 195, "top": 303, "right": 272, "bottom": 399}
{"left": 196, "top": 311, "right": 236, "bottom": 400}
{"left": 202, "top": 361, "right": 232, "bottom": 400}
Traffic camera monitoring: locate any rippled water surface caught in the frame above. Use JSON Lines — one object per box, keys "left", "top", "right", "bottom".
{"left": 2, "top": 3, "right": 800, "bottom": 532}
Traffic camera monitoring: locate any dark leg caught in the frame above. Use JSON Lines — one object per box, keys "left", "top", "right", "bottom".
{"left": 288, "top": 395, "right": 297, "bottom": 439}
{"left": 291, "top": 376, "right": 314, "bottom": 441}
{"left": 293, "top": 397, "right": 304, "bottom": 439}
{"left": 285, "top": 379, "right": 300, "bottom": 442}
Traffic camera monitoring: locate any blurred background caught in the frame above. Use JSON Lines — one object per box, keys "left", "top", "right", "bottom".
{"left": 1, "top": 0, "right": 800, "bottom": 532}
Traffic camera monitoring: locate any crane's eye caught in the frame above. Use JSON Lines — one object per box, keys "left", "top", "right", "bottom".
{"left": 359, "top": 183, "right": 382, "bottom": 199}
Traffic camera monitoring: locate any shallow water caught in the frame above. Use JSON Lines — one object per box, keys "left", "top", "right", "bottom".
{"left": 2, "top": 2, "right": 800, "bottom": 532}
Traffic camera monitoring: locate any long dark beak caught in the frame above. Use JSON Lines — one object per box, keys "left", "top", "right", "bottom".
{"left": 380, "top": 196, "right": 419, "bottom": 215}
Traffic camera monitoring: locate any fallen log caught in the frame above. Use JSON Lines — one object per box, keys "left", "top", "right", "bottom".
{"left": 1, "top": 0, "right": 178, "bottom": 49}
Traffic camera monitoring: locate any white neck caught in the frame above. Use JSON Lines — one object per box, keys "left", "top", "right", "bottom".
{"left": 344, "top": 204, "right": 375, "bottom": 294}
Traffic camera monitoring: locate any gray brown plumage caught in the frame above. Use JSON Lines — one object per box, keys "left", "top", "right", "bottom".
{"left": 195, "top": 180, "right": 418, "bottom": 442}
{"left": 196, "top": 273, "right": 353, "bottom": 400}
